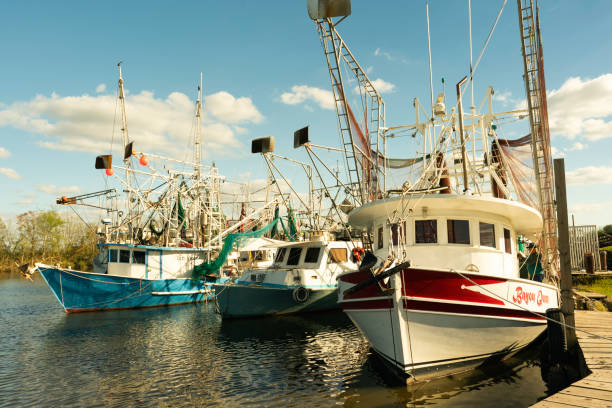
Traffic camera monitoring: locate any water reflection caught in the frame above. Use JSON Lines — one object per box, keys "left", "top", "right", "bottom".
{"left": 1, "top": 278, "right": 552, "bottom": 407}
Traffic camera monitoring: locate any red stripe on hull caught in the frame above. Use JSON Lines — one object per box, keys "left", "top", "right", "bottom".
{"left": 401, "top": 268, "right": 506, "bottom": 305}
{"left": 340, "top": 298, "right": 393, "bottom": 310}
{"left": 403, "top": 299, "right": 545, "bottom": 321}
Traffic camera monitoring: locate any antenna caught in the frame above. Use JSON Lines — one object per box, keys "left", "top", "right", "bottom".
{"left": 426, "top": 3, "right": 435, "bottom": 143}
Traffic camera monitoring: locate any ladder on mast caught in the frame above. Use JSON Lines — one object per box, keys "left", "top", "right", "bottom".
{"left": 517, "top": 0, "right": 559, "bottom": 279}
{"left": 314, "top": 18, "right": 386, "bottom": 205}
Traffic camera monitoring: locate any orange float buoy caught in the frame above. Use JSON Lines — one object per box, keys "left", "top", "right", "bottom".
{"left": 139, "top": 155, "right": 149, "bottom": 166}
{"left": 105, "top": 168, "right": 114, "bottom": 176}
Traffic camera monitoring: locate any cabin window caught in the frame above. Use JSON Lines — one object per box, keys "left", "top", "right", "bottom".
{"left": 447, "top": 219, "right": 470, "bottom": 244}
{"left": 479, "top": 222, "right": 496, "bottom": 248}
{"left": 275, "top": 248, "right": 287, "bottom": 263}
{"left": 328, "top": 248, "right": 348, "bottom": 263}
{"left": 378, "top": 226, "right": 384, "bottom": 249}
{"left": 119, "top": 249, "right": 131, "bottom": 263}
{"left": 133, "top": 250, "right": 145, "bottom": 264}
{"left": 415, "top": 220, "right": 437, "bottom": 244}
{"left": 504, "top": 228, "right": 512, "bottom": 254}
{"left": 109, "top": 249, "right": 118, "bottom": 263}
{"left": 304, "top": 247, "right": 321, "bottom": 263}
{"left": 286, "top": 247, "right": 303, "bottom": 266}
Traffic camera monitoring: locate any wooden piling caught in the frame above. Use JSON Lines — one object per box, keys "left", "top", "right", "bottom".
{"left": 554, "top": 158, "right": 577, "bottom": 348}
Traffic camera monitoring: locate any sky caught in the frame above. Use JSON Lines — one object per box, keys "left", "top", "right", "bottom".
{"left": 0, "top": 0, "right": 611, "bottom": 227}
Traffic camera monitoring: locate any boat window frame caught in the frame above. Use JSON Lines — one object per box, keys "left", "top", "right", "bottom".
{"left": 328, "top": 248, "right": 348, "bottom": 263}
{"left": 274, "top": 247, "right": 287, "bottom": 264}
{"left": 503, "top": 227, "right": 512, "bottom": 254}
{"left": 286, "top": 247, "right": 303, "bottom": 266}
{"left": 132, "top": 250, "right": 146, "bottom": 264}
{"left": 119, "top": 249, "right": 131, "bottom": 263}
{"left": 304, "top": 247, "right": 321, "bottom": 264}
{"left": 109, "top": 249, "right": 118, "bottom": 263}
{"left": 479, "top": 222, "right": 496, "bottom": 248}
{"left": 377, "top": 226, "right": 384, "bottom": 249}
{"left": 447, "top": 219, "right": 471, "bottom": 245}
{"left": 391, "top": 222, "right": 406, "bottom": 246}
{"left": 415, "top": 219, "right": 438, "bottom": 244}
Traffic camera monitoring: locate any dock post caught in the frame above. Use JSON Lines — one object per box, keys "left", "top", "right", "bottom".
{"left": 553, "top": 158, "right": 577, "bottom": 349}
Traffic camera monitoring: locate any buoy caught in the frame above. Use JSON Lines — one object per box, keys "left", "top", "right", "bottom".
{"left": 105, "top": 168, "right": 114, "bottom": 176}
{"left": 139, "top": 155, "right": 149, "bottom": 166}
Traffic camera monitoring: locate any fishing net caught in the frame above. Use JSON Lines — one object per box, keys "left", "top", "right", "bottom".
{"left": 191, "top": 215, "right": 297, "bottom": 280}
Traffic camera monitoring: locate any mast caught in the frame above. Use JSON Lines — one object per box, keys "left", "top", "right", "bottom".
{"left": 517, "top": 0, "right": 558, "bottom": 280}
{"left": 117, "top": 62, "right": 134, "bottom": 242}
{"left": 194, "top": 74, "right": 203, "bottom": 247}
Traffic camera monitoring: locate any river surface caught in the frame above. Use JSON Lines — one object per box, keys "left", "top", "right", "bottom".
{"left": 0, "top": 276, "right": 556, "bottom": 407}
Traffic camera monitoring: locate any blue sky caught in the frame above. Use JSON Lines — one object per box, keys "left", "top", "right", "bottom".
{"left": 1, "top": 0, "right": 611, "bottom": 227}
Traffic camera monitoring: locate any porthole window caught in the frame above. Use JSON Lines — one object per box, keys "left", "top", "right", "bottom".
{"left": 447, "top": 219, "right": 470, "bottom": 244}
{"left": 415, "top": 220, "right": 437, "bottom": 244}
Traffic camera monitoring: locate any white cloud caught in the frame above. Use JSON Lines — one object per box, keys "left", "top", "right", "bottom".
{"left": 204, "top": 91, "right": 263, "bottom": 124}
{"left": 566, "top": 166, "right": 612, "bottom": 185}
{"left": 95, "top": 84, "right": 107, "bottom": 93}
{"left": 370, "top": 78, "right": 395, "bottom": 94}
{"left": 568, "top": 142, "right": 586, "bottom": 151}
{"left": 280, "top": 85, "right": 334, "bottom": 110}
{"left": 0, "top": 146, "right": 9, "bottom": 158}
{"left": 0, "top": 168, "right": 21, "bottom": 180}
{"left": 17, "top": 199, "right": 32, "bottom": 205}
{"left": 0, "top": 88, "right": 263, "bottom": 158}
{"left": 37, "top": 184, "right": 81, "bottom": 195}
{"left": 547, "top": 74, "right": 612, "bottom": 141}
{"left": 354, "top": 78, "right": 395, "bottom": 94}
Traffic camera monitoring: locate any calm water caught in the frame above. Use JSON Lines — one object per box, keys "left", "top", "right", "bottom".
{"left": 0, "top": 276, "right": 555, "bottom": 407}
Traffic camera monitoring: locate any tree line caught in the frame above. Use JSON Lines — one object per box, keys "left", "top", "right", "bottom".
{"left": 0, "top": 210, "right": 99, "bottom": 274}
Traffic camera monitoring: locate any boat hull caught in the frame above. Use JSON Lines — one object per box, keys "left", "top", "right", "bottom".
{"left": 213, "top": 283, "right": 338, "bottom": 318}
{"left": 37, "top": 264, "right": 217, "bottom": 313}
{"left": 338, "top": 267, "right": 558, "bottom": 381}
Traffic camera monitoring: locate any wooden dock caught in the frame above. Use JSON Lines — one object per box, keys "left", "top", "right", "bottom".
{"left": 532, "top": 310, "right": 612, "bottom": 407}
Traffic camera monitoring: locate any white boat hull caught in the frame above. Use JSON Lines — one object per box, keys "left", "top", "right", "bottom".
{"left": 338, "top": 266, "right": 559, "bottom": 380}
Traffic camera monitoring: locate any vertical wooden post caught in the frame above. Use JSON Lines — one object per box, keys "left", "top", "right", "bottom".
{"left": 554, "top": 158, "right": 577, "bottom": 348}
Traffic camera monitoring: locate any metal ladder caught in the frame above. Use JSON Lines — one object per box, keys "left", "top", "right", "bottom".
{"left": 518, "top": 0, "right": 559, "bottom": 278}
{"left": 315, "top": 18, "right": 386, "bottom": 204}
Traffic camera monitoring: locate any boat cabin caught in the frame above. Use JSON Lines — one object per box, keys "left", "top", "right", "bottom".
{"left": 349, "top": 194, "right": 542, "bottom": 279}
{"left": 94, "top": 243, "right": 208, "bottom": 279}
{"left": 236, "top": 240, "right": 358, "bottom": 288}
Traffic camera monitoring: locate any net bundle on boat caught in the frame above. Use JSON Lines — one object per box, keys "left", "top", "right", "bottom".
{"left": 191, "top": 215, "right": 297, "bottom": 280}
{"left": 493, "top": 135, "right": 537, "bottom": 208}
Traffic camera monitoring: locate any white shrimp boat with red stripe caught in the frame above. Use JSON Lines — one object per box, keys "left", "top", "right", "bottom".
{"left": 338, "top": 195, "right": 559, "bottom": 381}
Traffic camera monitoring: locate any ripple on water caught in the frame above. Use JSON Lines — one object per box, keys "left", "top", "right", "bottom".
{"left": 0, "top": 278, "right": 552, "bottom": 407}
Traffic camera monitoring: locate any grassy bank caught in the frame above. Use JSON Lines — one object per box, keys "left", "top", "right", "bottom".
{"left": 573, "top": 275, "right": 612, "bottom": 298}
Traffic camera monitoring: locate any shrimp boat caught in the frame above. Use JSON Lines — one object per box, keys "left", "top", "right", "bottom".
{"left": 36, "top": 67, "right": 271, "bottom": 313}
{"left": 306, "top": 0, "right": 560, "bottom": 380}
{"left": 214, "top": 236, "right": 359, "bottom": 318}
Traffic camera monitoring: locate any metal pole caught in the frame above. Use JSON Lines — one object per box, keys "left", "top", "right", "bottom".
{"left": 554, "top": 158, "right": 577, "bottom": 349}
{"left": 426, "top": 3, "right": 435, "bottom": 143}
{"left": 456, "top": 76, "right": 469, "bottom": 192}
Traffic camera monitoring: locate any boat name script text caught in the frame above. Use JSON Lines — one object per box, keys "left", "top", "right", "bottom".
{"left": 512, "top": 287, "right": 549, "bottom": 306}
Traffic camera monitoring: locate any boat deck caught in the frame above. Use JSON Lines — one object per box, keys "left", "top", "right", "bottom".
{"left": 531, "top": 310, "right": 612, "bottom": 407}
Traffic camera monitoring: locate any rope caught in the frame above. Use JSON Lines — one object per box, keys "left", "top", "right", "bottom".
{"left": 449, "top": 268, "right": 612, "bottom": 343}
